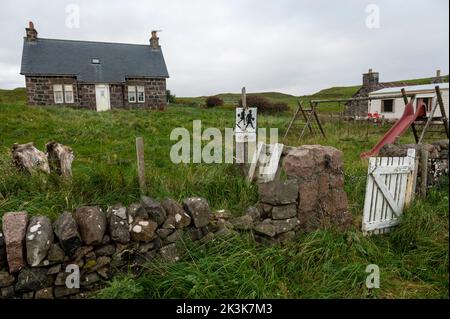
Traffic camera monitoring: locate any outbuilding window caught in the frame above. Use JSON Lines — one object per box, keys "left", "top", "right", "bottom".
{"left": 381, "top": 99, "right": 394, "bottom": 113}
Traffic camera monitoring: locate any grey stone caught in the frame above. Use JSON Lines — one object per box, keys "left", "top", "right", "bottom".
{"left": 47, "top": 264, "right": 62, "bottom": 275}
{"left": 188, "top": 228, "right": 204, "bottom": 241}
{"left": 47, "top": 243, "right": 66, "bottom": 263}
{"left": 22, "top": 291, "right": 34, "bottom": 299}
{"left": 73, "top": 245, "right": 94, "bottom": 263}
{"left": 81, "top": 272, "right": 100, "bottom": 287}
{"left": 96, "top": 266, "right": 112, "bottom": 280}
{"left": 26, "top": 216, "right": 54, "bottom": 267}
{"left": 107, "top": 204, "right": 130, "bottom": 244}
{"left": 54, "top": 271, "right": 69, "bottom": 286}
{"left": 245, "top": 206, "right": 260, "bottom": 221}
{"left": 161, "top": 198, "right": 192, "bottom": 229}
{"left": 53, "top": 211, "right": 82, "bottom": 256}
{"left": 87, "top": 256, "right": 111, "bottom": 273}
{"left": 165, "top": 229, "right": 183, "bottom": 243}
{"left": 139, "top": 242, "right": 155, "bottom": 253}
{"left": 15, "top": 268, "right": 54, "bottom": 292}
{"left": 159, "top": 244, "right": 181, "bottom": 262}
{"left": 257, "top": 179, "right": 298, "bottom": 205}
{"left": 157, "top": 228, "right": 174, "bottom": 239}
{"left": 276, "top": 231, "right": 296, "bottom": 243}
{"left": 254, "top": 220, "right": 277, "bottom": 237}
{"left": 1, "top": 286, "right": 15, "bottom": 299}
{"left": 95, "top": 244, "right": 116, "bottom": 257}
{"left": 127, "top": 202, "right": 147, "bottom": 221}
{"left": 230, "top": 215, "right": 254, "bottom": 230}
{"left": 140, "top": 197, "right": 167, "bottom": 226}
{"left": 35, "top": 287, "right": 54, "bottom": 299}
{"left": 74, "top": 206, "right": 107, "bottom": 246}
{"left": 183, "top": 197, "right": 211, "bottom": 228}
{"left": 130, "top": 218, "right": 158, "bottom": 243}
{"left": 272, "top": 218, "right": 300, "bottom": 234}
{"left": 54, "top": 286, "right": 79, "bottom": 298}
{"left": 0, "top": 271, "right": 15, "bottom": 288}
{"left": 101, "top": 235, "right": 110, "bottom": 245}
{"left": 271, "top": 204, "right": 297, "bottom": 220}
{"left": 2, "top": 211, "right": 28, "bottom": 273}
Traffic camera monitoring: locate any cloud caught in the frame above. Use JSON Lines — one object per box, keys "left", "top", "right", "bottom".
{"left": 0, "top": 0, "right": 448, "bottom": 96}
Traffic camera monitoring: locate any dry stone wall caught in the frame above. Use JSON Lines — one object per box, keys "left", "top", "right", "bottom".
{"left": 379, "top": 140, "right": 449, "bottom": 190}
{"left": 0, "top": 144, "right": 353, "bottom": 299}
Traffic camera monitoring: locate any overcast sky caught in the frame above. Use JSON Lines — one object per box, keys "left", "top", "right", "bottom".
{"left": 0, "top": 0, "right": 448, "bottom": 96}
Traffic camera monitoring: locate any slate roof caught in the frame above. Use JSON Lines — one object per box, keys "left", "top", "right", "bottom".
{"left": 369, "top": 83, "right": 449, "bottom": 95}
{"left": 20, "top": 38, "right": 169, "bottom": 83}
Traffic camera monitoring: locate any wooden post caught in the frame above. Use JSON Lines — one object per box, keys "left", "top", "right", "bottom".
{"left": 242, "top": 87, "right": 248, "bottom": 165}
{"left": 435, "top": 86, "right": 449, "bottom": 139}
{"left": 419, "top": 148, "right": 428, "bottom": 198}
{"left": 135, "top": 137, "right": 147, "bottom": 194}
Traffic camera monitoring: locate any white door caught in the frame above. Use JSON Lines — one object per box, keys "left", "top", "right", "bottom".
{"left": 95, "top": 84, "right": 111, "bottom": 112}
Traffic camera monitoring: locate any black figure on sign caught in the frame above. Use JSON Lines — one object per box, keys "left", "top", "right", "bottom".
{"left": 236, "top": 108, "right": 246, "bottom": 129}
{"left": 245, "top": 109, "right": 255, "bottom": 130}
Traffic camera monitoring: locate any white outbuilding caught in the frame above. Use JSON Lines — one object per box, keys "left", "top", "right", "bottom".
{"left": 368, "top": 83, "right": 449, "bottom": 120}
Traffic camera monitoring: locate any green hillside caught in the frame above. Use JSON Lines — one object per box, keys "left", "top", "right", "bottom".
{"left": 176, "top": 75, "right": 449, "bottom": 113}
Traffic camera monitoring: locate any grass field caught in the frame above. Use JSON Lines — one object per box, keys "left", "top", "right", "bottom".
{"left": 0, "top": 87, "right": 448, "bottom": 299}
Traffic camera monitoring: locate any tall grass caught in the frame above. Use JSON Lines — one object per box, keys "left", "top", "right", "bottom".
{"left": 0, "top": 97, "right": 448, "bottom": 299}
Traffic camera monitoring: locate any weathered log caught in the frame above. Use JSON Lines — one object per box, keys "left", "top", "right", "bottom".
{"left": 45, "top": 141, "right": 74, "bottom": 177}
{"left": 11, "top": 143, "right": 50, "bottom": 174}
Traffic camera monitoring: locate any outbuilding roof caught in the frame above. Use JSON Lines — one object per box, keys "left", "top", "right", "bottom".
{"left": 20, "top": 37, "right": 169, "bottom": 83}
{"left": 369, "top": 83, "right": 449, "bottom": 95}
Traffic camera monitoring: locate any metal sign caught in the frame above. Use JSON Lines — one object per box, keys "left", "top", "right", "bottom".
{"left": 235, "top": 107, "right": 257, "bottom": 142}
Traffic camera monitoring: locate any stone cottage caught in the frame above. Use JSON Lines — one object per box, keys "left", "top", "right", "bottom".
{"left": 20, "top": 22, "right": 169, "bottom": 111}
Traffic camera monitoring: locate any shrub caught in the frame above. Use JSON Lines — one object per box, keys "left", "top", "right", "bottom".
{"left": 166, "top": 90, "right": 176, "bottom": 104}
{"left": 206, "top": 96, "right": 224, "bottom": 108}
{"left": 239, "top": 95, "right": 288, "bottom": 114}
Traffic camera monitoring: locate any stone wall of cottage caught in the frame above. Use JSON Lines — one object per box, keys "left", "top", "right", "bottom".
{"left": 25, "top": 76, "right": 167, "bottom": 110}
{"left": 25, "top": 76, "right": 78, "bottom": 106}
{"left": 77, "top": 84, "right": 96, "bottom": 110}
{"left": 125, "top": 78, "right": 167, "bottom": 110}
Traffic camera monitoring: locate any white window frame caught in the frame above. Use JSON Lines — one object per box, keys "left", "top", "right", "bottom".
{"left": 128, "top": 86, "right": 137, "bottom": 103}
{"left": 53, "top": 85, "right": 64, "bottom": 104}
{"left": 64, "top": 85, "right": 74, "bottom": 104}
{"left": 137, "top": 86, "right": 145, "bottom": 103}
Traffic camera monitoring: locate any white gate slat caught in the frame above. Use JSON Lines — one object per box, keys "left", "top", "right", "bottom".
{"left": 362, "top": 148, "right": 416, "bottom": 235}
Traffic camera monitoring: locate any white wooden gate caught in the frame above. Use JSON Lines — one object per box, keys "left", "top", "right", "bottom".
{"left": 362, "top": 148, "right": 418, "bottom": 235}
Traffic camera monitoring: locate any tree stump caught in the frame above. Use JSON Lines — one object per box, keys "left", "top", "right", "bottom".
{"left": 11, "top": 143, "right": 50, "bottom": 174}
{"left": 45, "top": 141, "right": 75, "bottom": 177}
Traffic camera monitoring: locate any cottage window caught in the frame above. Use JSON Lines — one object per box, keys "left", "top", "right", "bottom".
{"left": 381, "top": 99, "right": 394, "bottom": 113}
{"left": 128, "top": 86, "right": 137, "bottom": 103}
{"left": 137, "top": 86, "right": 145, "bottom": 103}
{"left": 53, "top": 85, "right": 64, "bottom": 104}
{"left": 64, "top": 85, "right": 74, "bottom": 103}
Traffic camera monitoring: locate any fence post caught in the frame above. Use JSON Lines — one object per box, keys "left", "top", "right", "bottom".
{"left": 136, "top": 137, "right": 147, "bottom": 195}
{"left": 419, "top": 148, "right": 429, "bottom": 198}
